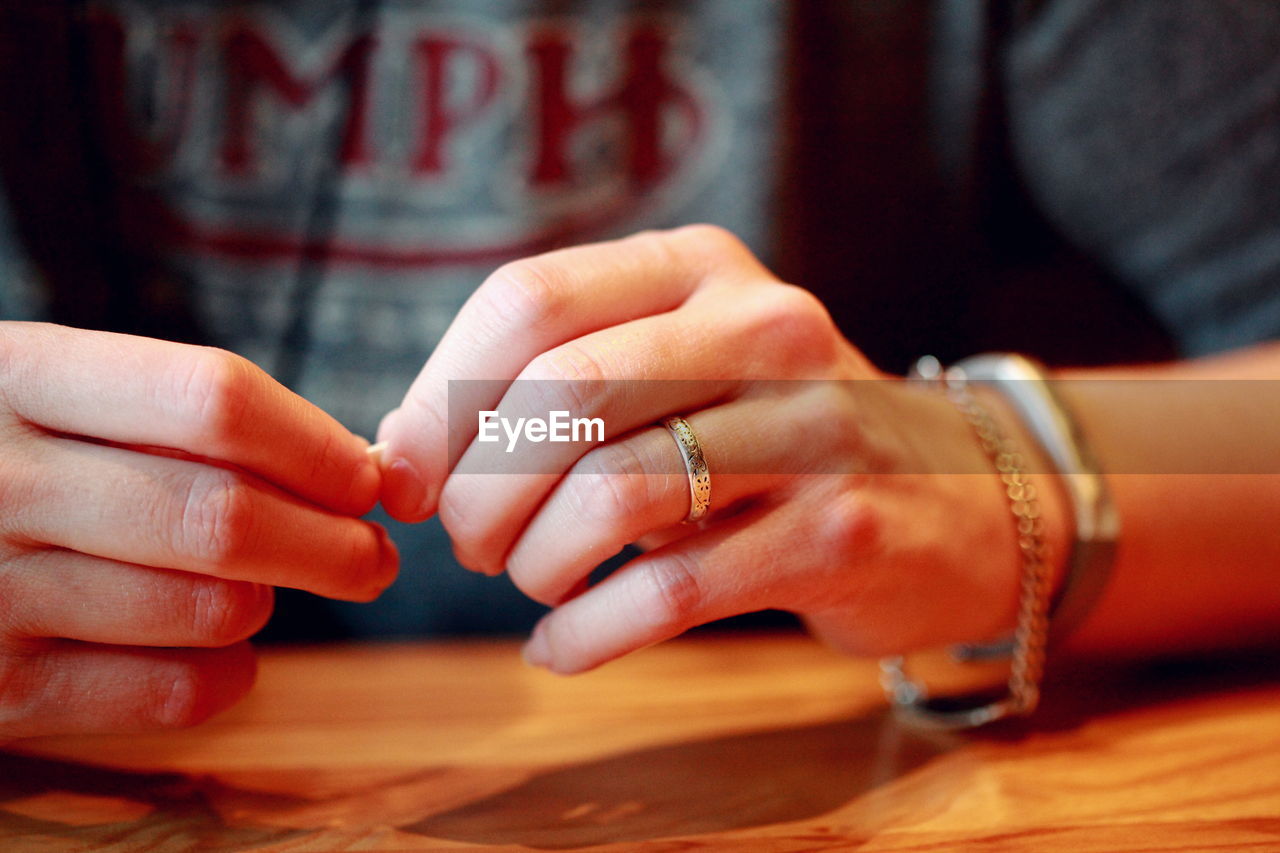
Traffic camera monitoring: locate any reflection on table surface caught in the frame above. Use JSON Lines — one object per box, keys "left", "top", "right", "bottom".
{"left": 3, "top": 633, "right": 1279, "bottom": 851}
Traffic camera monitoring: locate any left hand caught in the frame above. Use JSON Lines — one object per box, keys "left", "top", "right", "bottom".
{"left": 378, "top": 226, "right": 1042, "bottom": 673}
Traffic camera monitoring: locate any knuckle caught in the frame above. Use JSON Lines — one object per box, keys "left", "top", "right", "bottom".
{"left": 776, "top": 282, "right": 832, "bottom": 324}
{"left": 0, "top": 457, "right": 38, "bottom": 541}
{"left": 727, "top": 284, "right": 840, "bottom": 375}
{"left": 571, "top": 444, "right": 654, "bottom": 528}
{"left": 634, "top": 553, "right": 704, "bottom": 631}
{"left": 797, "top": 492, "right": 897, "bottom": 622}
{"left": 801, "top": 382, "right": 852, "bottom": 431}
{"left": 521, "top": 343, "right": 610, "bottom": 415}
{"left": 179, "top": 348, "right": 258, "bottom": 450}
{"left": 0, "top": 324, "right": 55, "bottom": 429}
{"left": 149, "top": 662, "right": 214, "bottom": 729}
{"left": 147, "top": 647, "right": 257, "bottom": 730}
{"left": 481, "top": 258, "right": 572, "bottom": 333}
{"left": 0, "top": 555, "right": 38, "bottom": 637}
{"left": 615, "top": 228, "right": 682, "bottom": 268}
{"left": 0, "top": 645, "right": 41, "bottom": 731}
{"left": 791, "top": 383, "right": 862, "bottom": 462}
{"left": 821, "top": 492, "right": 883, "bottom": 561}
{"left": 0, "top": 324, "right": 18, "bottom": 409}
{"left": 178, "top": 471, "right": 258, "bottom": 570}
{"left": 523, "top": 341, "right": 608, "bottom": 386}
{"left": 759, "top": 285, "right": 838, "bottom": 352}
{"left": 187, "top": 580, "right": 272, "bottom": 646}
{"left": 668, "top": 223, "right": 770, "bottom": 279}
{"left": 671, "top": 223, "right": 749, "bottom": 259}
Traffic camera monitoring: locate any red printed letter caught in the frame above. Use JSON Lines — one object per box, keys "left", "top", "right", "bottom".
{"left": 411, "top": 36, "right": 501, "bottom": 175}
{"left": 526, "top": 23, "right": 702, "bottom": 188}
{"left": 221, "top": 25, "right": 375, "bottom": 176}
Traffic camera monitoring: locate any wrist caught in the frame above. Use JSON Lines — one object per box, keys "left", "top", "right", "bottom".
{"left": 879, "top": 377, "right": 1070, "bottom": 643}
{"left": 879, "top": 356, "right": 1087, "bottom": 728}
{"left": 970, "top": 384, "right": 1074, "bottom": 639}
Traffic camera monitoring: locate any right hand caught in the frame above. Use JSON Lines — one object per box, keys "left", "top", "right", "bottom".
{"left": 0, "top": 323, "right": 396, "bottom": 740}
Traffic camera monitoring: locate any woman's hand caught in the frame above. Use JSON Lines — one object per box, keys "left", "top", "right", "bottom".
{"left": 0, "top": 323, "right": 397, "bottom": 739}
{"left": 378, "top": 226, "right": 1059, "bottom": 673}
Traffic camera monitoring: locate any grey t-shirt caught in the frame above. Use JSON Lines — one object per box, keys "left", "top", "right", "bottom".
{"left": 1002, "top": 0, "right": 1280, "bottom": 356}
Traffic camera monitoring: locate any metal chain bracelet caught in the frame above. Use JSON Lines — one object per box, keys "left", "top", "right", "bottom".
{"left": 879, "top": 356, "right": 1054, "bottom": 728}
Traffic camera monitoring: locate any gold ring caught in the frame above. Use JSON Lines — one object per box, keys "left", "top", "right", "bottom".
{"left": 662, "top": 415, "right": 710, "bottom": 523}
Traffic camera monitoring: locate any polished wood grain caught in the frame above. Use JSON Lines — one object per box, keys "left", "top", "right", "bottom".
{"left": 2, "top": 633, "right": 1279, "bottom": 851}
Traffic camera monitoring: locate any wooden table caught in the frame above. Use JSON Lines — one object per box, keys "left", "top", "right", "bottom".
{"left": 2, "top": 633, "right": 1278, "bottom": 851}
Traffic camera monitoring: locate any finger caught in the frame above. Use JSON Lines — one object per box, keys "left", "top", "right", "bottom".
{"left": 441, "top": 307, "right": 848, "bottom": 577}
{"left": 10, "top": 435, "right": 398, "bottom": 601}
{"left": 520, "top": 502, "right": 798, "bottom": 674}
{"left": 439, "top": 357, "right": 733, "bottom": 575}
{"left": 378, "top": 225, "right": 764, "bottom": 521}
{"left": 505, "top": 396, "right": 806, "bottom": 605}
{"left": 0, "top": 548, "right": 273, "bottom": 647}
{"left": 0, "top": 640, "right": 256, "bottom": 740}
{"left": 0, "top": 323, "right": 377, "bottom": 515}
{"left": 525, "top": 469, "right": 1013, "bottom": 674}
{"left": 633, "top": 490, "right": 767, "bottom": 551}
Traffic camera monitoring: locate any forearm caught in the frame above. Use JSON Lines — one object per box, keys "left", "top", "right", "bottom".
{"left": 1051, "top": 343, "right": 1280, "bottom": 657}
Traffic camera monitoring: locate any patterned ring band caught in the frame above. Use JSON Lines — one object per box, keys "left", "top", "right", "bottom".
{"left": 662, "top": 416, "right": 711, "bottom": 523}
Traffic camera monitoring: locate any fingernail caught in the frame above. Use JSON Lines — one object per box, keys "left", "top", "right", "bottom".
{"left": 384, "top": 455, "right": 430, "bottom": 520}
{"left": 522, "top": 624, "right": 551, "bottom": 668}
{"left": 365, "top": 440, "right": 388, "bottom": 467}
